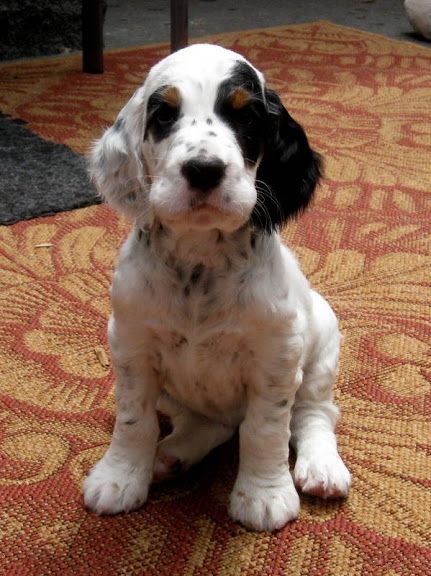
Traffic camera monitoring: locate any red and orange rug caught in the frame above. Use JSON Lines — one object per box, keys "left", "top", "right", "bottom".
{"left": 0, "top": 22, "right": 430, "bottom": 575}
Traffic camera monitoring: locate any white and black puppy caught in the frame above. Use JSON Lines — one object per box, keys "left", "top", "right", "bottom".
{"left": 84, "top": 44, "right": 351, "bottom": 532}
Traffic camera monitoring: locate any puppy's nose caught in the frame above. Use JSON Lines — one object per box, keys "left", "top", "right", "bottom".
{"left": 181, "top": 157, "right": 226, "bottom": 193}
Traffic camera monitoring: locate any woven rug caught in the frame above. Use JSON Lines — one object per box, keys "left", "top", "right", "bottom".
{"left": 1, "top": 22, "right": 430, "bottom": 575}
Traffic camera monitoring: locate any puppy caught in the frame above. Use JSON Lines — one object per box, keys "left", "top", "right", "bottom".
{"left": 84, "top": 44, "right": 351, "bottom": 531}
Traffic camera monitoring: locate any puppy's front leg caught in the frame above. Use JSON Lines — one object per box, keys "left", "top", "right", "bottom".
{"left": 84, "top": 332, "right": 159, "bottom": 515}
{"left": 229, "top": 371, "right": 301, "bottom": 531}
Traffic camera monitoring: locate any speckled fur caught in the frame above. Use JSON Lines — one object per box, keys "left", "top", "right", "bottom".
{"left": 83, "top": 44, "right": 351, "bottom": 531}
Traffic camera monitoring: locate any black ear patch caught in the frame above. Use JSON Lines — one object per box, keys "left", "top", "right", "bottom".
{"left": 252, "top": 89, "right": 322, "bottom": 232}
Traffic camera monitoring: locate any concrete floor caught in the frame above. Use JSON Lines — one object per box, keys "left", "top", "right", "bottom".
{"left": 104, "top": 0, "right": 429, "bottom": 49}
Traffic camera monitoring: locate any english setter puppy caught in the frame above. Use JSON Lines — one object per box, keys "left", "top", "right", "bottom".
{"left": 84, "top": 44, "right": 351, "bottom": 531}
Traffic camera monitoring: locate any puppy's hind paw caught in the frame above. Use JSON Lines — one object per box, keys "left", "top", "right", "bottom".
{"left": 152, "top": 450, "right": 186, "bottom": 483}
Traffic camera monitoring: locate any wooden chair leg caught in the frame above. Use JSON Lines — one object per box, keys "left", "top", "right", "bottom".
{"left": 170, "top": 0, "right": 188, "bottom": 53}
{"left": 81, "top": 1, "right": 189, "bottom": 71}
{"left": 82, "top": 0, "right": 104, "bottom": 73}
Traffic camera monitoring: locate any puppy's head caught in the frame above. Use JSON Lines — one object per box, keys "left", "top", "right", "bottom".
{"left": 90, "top": 44, "right": 321, "bottom": 233}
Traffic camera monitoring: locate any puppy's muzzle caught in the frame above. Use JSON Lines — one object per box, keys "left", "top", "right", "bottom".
{"left": 181, "top": 157, "right": 226, "bottom": 194}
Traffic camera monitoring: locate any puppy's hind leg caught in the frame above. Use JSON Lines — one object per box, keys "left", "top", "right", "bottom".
{"left": 291, "top": 293, "right": 351, "bottom": 499}
{"left": 153, "top": 392, "right": 235, "bottom": 481}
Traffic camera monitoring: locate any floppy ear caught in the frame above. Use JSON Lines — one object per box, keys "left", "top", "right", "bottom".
{"left": 89, "top": 89, "right": 148, "bottom": 219}
{"left": 252, "top": 88, "right": 322, "bottom": 231}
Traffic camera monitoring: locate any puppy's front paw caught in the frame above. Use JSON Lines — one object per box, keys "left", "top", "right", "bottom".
{"left": 83, "top": 455, "right": 151, "bottom": 515}
{"left": 293, "top": 450, "right": 351, "bottom": 499}
{"left": 229, "top": 473, "right": 300, "bottom": 531}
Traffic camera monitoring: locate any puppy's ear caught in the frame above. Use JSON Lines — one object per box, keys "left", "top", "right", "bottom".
{"left": 253, "top": 88, "right": 322, "bottom": 231}
{"left": 89, "top": 89, "right": 148, "bottom": 219}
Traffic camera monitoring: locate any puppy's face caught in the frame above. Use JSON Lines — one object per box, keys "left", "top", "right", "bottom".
{"left": 91, "top": 44, "right": 322, "bottom": 233}
{"left": 143, "top": 48, "right": 266, "bottom": 232}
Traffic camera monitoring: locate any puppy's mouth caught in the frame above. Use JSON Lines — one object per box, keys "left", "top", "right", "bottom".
{"left": 186, "top": 202, "right": 225, "bottom": 220}
{"left": 160, "top": 198, "right": 245, "bottom": 232}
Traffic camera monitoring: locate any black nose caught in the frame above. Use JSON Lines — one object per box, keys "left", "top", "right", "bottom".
{"left": 181, "top": 157, "right": 226, "bottom": 193}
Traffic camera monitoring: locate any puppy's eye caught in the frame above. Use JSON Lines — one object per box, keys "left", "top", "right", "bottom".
{"left": 154, "top": 103, "right": 178, "bottom": 126}
{"left": 234, "top": 105, "right": 255, "bottom": 125}
{"left": 229, "top": 103, "right": 256, "bottom": 127}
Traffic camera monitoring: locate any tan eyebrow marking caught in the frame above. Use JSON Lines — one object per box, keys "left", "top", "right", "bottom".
{"left": 161, "top": 86, "right": 181, "bottom": 107}
{"left": 230, "top": 87, "right": 252, "bottom": 109}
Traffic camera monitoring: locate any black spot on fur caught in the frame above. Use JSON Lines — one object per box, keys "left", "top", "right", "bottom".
{"left": 206, "top": 118, "right": 213, "bottom": 125}
{"left": 171, "top": 334, "right": 188, "bottom": 349}
{"left": 183, "top": 264, "right": 208, "bottom": 297}
{"left": 138, "top": 228, "right": 151, "bottom": 247}
{"left": 208, "top": 131, "right": 217, "bottom": 137}
{"left": 190, "top": 263, "right": 205, "bottom": 284}
{"left": 276, "top": 399, "right": 289, "bottom": 408}
{"left": 124, "top": 418, "right": 138, "bottom": 425}
{"left": 144, "top": 277, "right": 155, "bottom": 295}
{"left": 175, "top": 266, "right": 185, "bottom": 281}
{"left": 157, "top": 222, "right": 167, "bottom": 236}
{"left": 113, "top": 117, "right": 125, "bottom": 132}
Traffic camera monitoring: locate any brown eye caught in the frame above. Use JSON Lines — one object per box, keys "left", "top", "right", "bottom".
{"left": 230, "top": 103, "right": 255, "bottom": 126}
{"left": 154, "top": 103, "right": 178, "bottom": 126}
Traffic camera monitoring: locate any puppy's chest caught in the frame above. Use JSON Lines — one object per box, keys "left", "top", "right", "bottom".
{"left": 157, "top": 327, "right": 247, "bottom": 420}
{"left": 149, "top": 258, "right": 244, "bottom": 327}
{"left": 149, "top": 266, "right": 252, "bottom": 422}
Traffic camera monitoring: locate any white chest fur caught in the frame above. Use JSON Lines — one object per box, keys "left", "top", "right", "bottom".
{"left": 144, "top": 260, "right": 251, "bottom": 424}
{"left": 109, "top": 224, "right": 308, "bottom": 425}
{"left": 154, "top": 326, "right": 248, "bottom": 424}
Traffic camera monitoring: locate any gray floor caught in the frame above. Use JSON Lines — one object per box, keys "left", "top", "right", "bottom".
{"left": 104, "top": 0, "right": 429, "bottom": 49}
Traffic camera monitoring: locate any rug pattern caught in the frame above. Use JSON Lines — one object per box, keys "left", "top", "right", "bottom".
{"left": 0, "top": 22, "right": 430, "bottom": 576}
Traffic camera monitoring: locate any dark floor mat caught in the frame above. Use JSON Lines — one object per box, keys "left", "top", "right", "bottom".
{"left": 0, "top": 113, "right": 100, "bottom": 225}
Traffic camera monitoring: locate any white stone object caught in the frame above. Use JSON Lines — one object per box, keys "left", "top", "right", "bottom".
{"left": 405, "top": 0, "right": 431, "bottom": 40}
